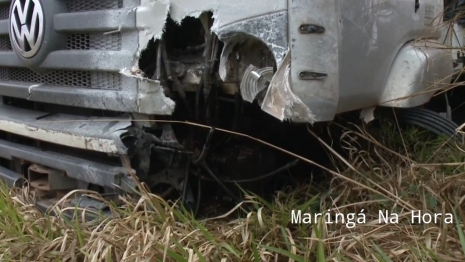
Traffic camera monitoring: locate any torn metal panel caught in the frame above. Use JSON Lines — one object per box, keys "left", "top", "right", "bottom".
{"left": 169, "top": 0, "right": 287, "bottom": 26}
{"left": 136, "top": 0, "right": 171, "bottom": 55}
{"left": 120, "top": 68, "right": 176, "bottom": 115}
{"left": 0, "top": 104, "right": 131, "bottom": 154}
{"left": 261, "top": 52, "right": 316, "bottom": 123}
{"left": 136, "top": 0, "right": 288, "bottom": 63}
{"left": 131, "top": 113, "right": 154, "bottom": 129}
{"left": 216, "top": 11, "right": 289, "bottom": 80}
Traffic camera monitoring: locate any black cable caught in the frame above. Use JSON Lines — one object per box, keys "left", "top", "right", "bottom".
{"left": 201, "top": 162, "right": 241, "bottom": 203}
{"left": 144, "top": 133, "right": 185, "bottom": 151}
{"left": 195, "top": 78, "right": 205, "bottom": 121}
{"left": 194, "top": 176, "right": 201, "bottom": 217}
{"left": 192, "top": 128, "right": 215, "bottom": 165}
{"left": 203, "top": 159, "right": 299, "bottom": 183}
{"left": 181, "top": 161, "right": 191, "bottom": 205}
{"left": 152, "top": 146, "right": 193, "bottom": 155}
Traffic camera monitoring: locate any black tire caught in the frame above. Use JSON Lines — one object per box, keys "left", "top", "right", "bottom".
{"left": 393, "top": 107, "right": 461, "bottom": 142}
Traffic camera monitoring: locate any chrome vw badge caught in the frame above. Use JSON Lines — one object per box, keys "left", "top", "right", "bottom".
{"left": 9, "top": 0, "right": 44, "bottom": 58}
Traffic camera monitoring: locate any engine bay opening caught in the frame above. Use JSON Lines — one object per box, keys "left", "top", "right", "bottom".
{"left": 138, "top": 12, "right": 216, "bottom": 79}
{"left": 164, "top": 15, "right": 208, "bottom": 51}
{"left": 128, "top": 10, "right": 338, "bottom": 216}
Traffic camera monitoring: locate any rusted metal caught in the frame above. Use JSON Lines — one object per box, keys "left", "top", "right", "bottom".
{"left": 28, "top": 164, "right": 76, "bottom": 192}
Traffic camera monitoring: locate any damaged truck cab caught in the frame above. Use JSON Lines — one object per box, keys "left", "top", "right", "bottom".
{"left": 0, "top": 0, "right": 459, "bottom": 212}
{"left": 136, "top": 0, "right": 453, "bottom": 123}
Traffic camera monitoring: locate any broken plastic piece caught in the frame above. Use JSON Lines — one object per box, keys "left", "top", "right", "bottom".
{"left": 360, "top": 107, "right": 376, "bottom": 124}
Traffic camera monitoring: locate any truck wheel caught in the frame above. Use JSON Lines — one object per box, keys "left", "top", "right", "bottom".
{"left": 390, "top": 107, "right": 462, "bottom": 142}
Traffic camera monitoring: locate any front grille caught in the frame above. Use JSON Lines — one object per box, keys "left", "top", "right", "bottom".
{"left": 0, "top": 68, "right": 122, "bottom": 90}
{"left": 1, "top": 1, "right": 125, "bottom": 21}
{"left": 1, "top": 1, "right": 124, "bottom": 52}
{"left": 67, "top": 33, "right": 122, "bottom": 51}
{"left": 2, "top": 0, "right": 126, "bottom": 16}
{"left": 66, "top": 0, "right": 123, "bottom": 12}
{"left": 0, "top": 34, "right": 122, "bottom": 51}
{"left": 0, "top": 36, "right": 11, "bottom": 51}
{"left": 0, "top": 0, "right": 139, "bottom": 112}
{"left": 0, "top": 5, "right": 8, "bottom": 20}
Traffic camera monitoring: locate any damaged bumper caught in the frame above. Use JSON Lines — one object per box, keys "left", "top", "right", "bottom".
{"left": 0, "top": 104, "right": 130, "bottom": 154}
{"left": 0, "top": 138, "right": 137, "bottom": 192}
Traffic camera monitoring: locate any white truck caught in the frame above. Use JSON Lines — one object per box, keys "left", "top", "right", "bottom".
{"left": 0, "top": 0, "right": 462, "bottom": 214}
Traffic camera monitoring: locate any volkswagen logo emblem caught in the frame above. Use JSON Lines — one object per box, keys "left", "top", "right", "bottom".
{"left": 9, "top": 0, "right": 44, "bottom": 58}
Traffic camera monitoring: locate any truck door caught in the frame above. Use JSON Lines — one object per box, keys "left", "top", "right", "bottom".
{"left": 288, "top": 0, "right": 340, "bottom": 122}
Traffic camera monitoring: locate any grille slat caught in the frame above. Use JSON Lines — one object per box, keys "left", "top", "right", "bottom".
{"left": 67, "top": 33, "right": 122, "bottom": 51}
{"left": 0, "top": 68, "right": 121, "bottom": 90}
{"left": 0, "top": 33, "right": 122, "bottom": 51}
{"left": 66, "top": 0, "right": 123, "bottom": 12}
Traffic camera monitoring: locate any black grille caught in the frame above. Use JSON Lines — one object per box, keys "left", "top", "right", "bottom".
{"left": 66, "top": 0, "right": 123, "bottom": 12}
{"left": 0, "top": 36, "right": 11, "bottom": 51}
{"left": 1, "top": 3, "right": 124, "bottom": 51}
{"left": 0, "top": 4, "right": 8, "bottom": 20}
{"left": 0, "top": 0, "right": 127, "bottom": 91}
{"left": 0, "top": 34, "right": 121, "bottom": 51}
{"left": 67, "top": 33, "right": 122, "bottom": 51}
{"left": 0, "top": 68, "right": 122, "bottom": 90}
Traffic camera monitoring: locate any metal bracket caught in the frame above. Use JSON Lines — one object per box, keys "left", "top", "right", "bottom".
{"left": 299, "top": 24, "right": 325, "bottom": 34}
{"left": 298, "top": 71, "right": 328, "bottom": 80}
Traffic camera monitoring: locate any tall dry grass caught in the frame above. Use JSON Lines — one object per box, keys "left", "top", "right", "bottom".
{"left": 0, "top": 118, "right": 464, "bottom": 261}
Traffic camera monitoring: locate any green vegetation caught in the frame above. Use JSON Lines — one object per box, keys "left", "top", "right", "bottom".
{"left": 0, "top": 121, "right": 465, "bottom": 261}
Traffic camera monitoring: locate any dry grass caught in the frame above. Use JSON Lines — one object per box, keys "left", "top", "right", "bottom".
{"left": 0, "top": 118, "right": 464, "bottom": 262}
